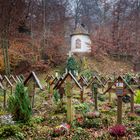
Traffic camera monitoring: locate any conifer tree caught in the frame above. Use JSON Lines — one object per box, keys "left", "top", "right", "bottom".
{"left": 8, "top": 83, "right": 31, "bottom": 122}
{"left": 66, "top": 56, "right": 78, "bottom": 76}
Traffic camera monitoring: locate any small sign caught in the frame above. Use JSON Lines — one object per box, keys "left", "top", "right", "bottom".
{"left": 116, "top": 82, "right": 124, "bottom": 88}
{"left": 116, "top": 88, "right": 123, "bottom": 95}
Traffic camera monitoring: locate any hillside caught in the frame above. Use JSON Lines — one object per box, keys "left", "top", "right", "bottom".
{"left": 75, "top": 54, "right": 134, "bottom": 76}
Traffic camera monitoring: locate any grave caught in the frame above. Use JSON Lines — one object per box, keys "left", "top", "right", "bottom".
{"left": 1, "top": 76, "right": 13, "bottom": 108}
{"left": 24, "top": 71, "right": 43, "bottom": 108}
{"left": 104, "top": 76, "right": 135, "bottom": 124}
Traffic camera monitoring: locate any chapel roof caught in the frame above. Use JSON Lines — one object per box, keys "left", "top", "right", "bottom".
{"left": 71, "top": 24, "right": 89, "bottom": 36}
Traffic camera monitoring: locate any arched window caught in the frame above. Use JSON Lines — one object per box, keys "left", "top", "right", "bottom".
{"left": 75, "top": 39, "right": 81, "bottom": 49}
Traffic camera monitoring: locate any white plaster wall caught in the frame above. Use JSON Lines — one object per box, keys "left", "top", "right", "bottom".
{"left": 71, "top": 34, "right": 91, "bottom": 53}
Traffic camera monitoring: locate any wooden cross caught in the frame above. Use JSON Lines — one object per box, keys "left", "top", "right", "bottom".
{"left": 67, "top": 51, "right": 73, "bottom": 58}
{"left": 104, "top": 76, "right": 135, "bottom": 124}
{"left": 24, "top": 71, "right": 43, "bottom": 108}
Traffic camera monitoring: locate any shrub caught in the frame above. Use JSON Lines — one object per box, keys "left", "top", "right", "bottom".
{"left": 127, "top": 113, "right": 137, "bottom": 121}
{"left": 53, "top": 90, "right": 60, "bottom": 103}
{"left": 74, "top": 103, "right": 90, "bottom": 115}
{"left": 134, "top": 124, "right": 140, "bottom": 136}
{"left": 71, "top": 127, "right": 91, "bottom": 140}
{"left": 102, "top": 116, "right": 111, "bottom": 127}
{"left": 66, "top": 56, "right": 79, "bottom": 76}
{"left": 83, "top": 118, "right": 101, "bottom": 129}
{"left": 80, "top": 69, "right": 92, "bottom": 80}
{"left": 135, "top": 90, "right": 140, "bottom": 104}
{"left": 109, "top": 125, "right": 126, "bottom": 137}
{"left": 8, "top": 83, "right": 31, "bottom": 122}
{"left": 0, "top": 125, "right": 24, "bottom": 139}
{"left": 98, "top": 94, "right": 105, "bottom": 102}
{"left": 30, "top": 116, "right": 45, "bottom": 124}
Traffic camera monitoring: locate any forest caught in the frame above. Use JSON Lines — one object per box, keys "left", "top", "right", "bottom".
{"left": 0, "top": 0, "right": 140, "bottom": 74}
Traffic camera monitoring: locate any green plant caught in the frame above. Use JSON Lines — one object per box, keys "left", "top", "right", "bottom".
{"left": 80, "top": 69, "right": 92, "bottom": 81}
{"left": 134, "top": 124, "right": 140, "bottom": 136}
{"left": 71, "top": 127, "right": 91, "bottom": 140}
{"left": 53, "top": 90, "right": 60, "bottom": 103}
{"left": 0, "top": 125, "right": 24, "bottom": 139}
{"left": 98, "top": 94, "right": 105, "bottom": 102}
{"left": 8, "top": 83, "right": 32, "bottom": 122}
{"left": 30, "top": 116, "right": 45, "bottom": 124}
{"left": 74, "top": 103, "right": 90, "bottom": 115}
{"left": 66, "top": 56, "right": 79, "bottom": 76}
{"left": 54, "top": 103, "right": 66, "bottom": 114}
{"left": 124, "top": 74, "right": 131, "bottom": 84}
{"left": 102, "top": 116, "right": 111, "bottom": 127}
{"left": 135, "top": 90, "right": 140, "bottom": 104}
{"left": 83, "top": 118, "right": 101, "bottom": 129}
{"left": 127, "top": 113, "right": 137, "bottom": 121}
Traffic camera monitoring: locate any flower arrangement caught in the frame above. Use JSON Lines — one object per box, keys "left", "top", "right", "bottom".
{"left": 51, "top": 123, "right": 70, "bottom": 137}
{"left": 75, "top": 115, "right": 84, "bottom": 126}
{"left": 109, "top": 125, "right": 126, "bottom": 137}
{"left": 85, "top": 111, "right": 100, "bottom": 119}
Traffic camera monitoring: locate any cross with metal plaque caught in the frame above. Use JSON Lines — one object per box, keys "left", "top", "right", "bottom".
{"left": 115, "top": 82, "right": 124, "bottom": 96}
{"left": 115, "top": 79, "right": 124, "bottom": 124}
{"left": 104, "top": 76, "right": 135, "bottom": 125}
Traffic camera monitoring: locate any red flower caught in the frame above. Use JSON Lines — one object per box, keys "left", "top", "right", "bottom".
{"left": 109, "top": 125, "right": 126, "bottom": 137}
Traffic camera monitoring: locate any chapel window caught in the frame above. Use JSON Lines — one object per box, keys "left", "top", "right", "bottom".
{"left": 76, "top": 39, "right": 81, "bottom": 49}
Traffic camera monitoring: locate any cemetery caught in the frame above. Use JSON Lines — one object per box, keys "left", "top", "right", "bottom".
{"left": 1, "top": 0, "right": 140, "bottom": 139}
{"left": 0, "top": 55, "right": 140, "bottom": 140}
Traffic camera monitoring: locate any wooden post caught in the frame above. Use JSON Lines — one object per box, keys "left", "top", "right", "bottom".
{"left": 66, "top": 82, "right": 74, "bottom": 124}
{"left": 11, "top": 86, "right": 13, "bottom": 95}
{"left": 109, "top": 92, "right": 111, "bottom": 103}
{"left": 32, "top": 83, "right": 36, "bottom": 108}
{"left": 94, "top": 92, "right": 98, "bottom": 111}
{"left": 117, "top": 96, "right": 122, "bottom": 124}
{"left": 3, "top": 89, "right": 6, "bottom": 109}
{"left": 81, "top": 87, "right": 84, "bottom": 103}
{"left": 108, "top": 82, "right": 112, "bottom": 103}
{"left": 130, "top": 94, "right": 134, "bottom": 113}
{"left": 92, "top": 83, "right": 98, "bottom": 111}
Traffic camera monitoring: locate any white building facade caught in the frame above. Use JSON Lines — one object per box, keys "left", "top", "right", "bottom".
{"left": 71, "top": 24, "right": 91, "bottom": 53}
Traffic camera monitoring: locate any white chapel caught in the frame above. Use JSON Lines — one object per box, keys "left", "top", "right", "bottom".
{"left": 70, "top": 24, "right": 91, "bottom": 53}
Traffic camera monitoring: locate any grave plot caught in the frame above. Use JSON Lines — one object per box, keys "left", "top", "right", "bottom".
{"left": 0, "top": 82, "right": 5, "bottom": 108}
{"left": 104, "top": 76, "right": 135, "bottom": 124}
{"left": 87, "top": 75, "right": 105, "bottom": 93}
{"left": 54, "top": 72, "right": 83, "bottom": 102}
{"left": 1, "top": 76, "right": 13, "bottom": 108}
{"left": 24, "top": 71, "right": 43, "bottom": 108}
{"left": 78, "top": 76, "right": 88, "bottom": 101}
{"left": 53, "top": 72, "right": 83, "bottom": 123}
